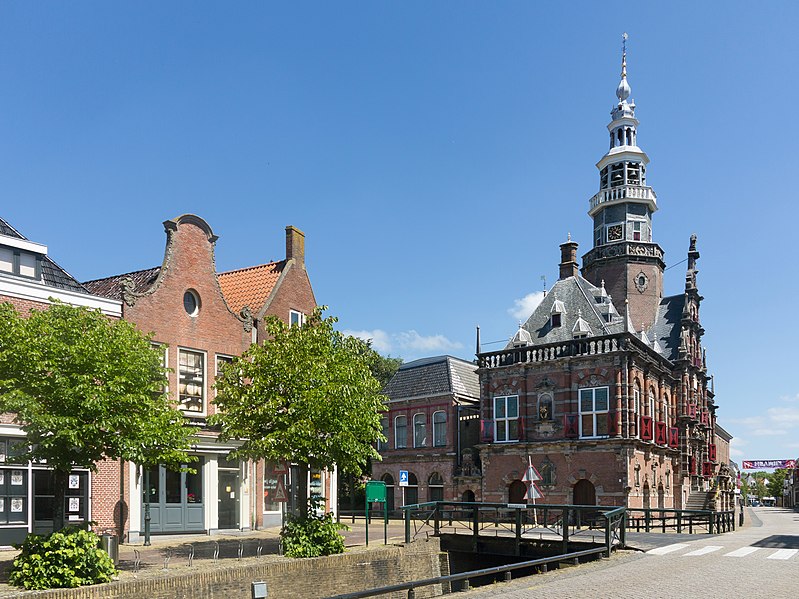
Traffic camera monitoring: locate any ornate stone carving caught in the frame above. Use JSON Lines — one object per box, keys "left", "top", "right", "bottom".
{"left": 120, "top": 277, "right": 137, "bottom": 307}
{"left": 240, "top": 306, "right": 253, "bottom": 333}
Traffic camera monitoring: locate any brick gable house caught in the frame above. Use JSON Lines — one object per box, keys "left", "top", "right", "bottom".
{"left": 84, "top": 215, "right": 319, "bottom": 538}
{"left": 0, "top": 218, "right": 122, "bottom": 545}
{"left": 373, "top": 356, "right": 480, "bottom": 513}
{"left": 475, "top": 50, "right": 732, "bottom": 512}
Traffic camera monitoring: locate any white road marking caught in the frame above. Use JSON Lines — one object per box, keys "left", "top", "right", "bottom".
{"left": 724, "top": 547, "right": 758, "bottom": 557}
{"left": 766, "top": 549, "right": 798, "bottom": 560}
{"left": 647, "top": 543, "right": 690, "bottom": 555}
{"left": 683, "top": 545, "right": 723, "bottom": 556}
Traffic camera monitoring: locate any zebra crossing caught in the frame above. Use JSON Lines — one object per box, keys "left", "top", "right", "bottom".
{"left": 647, "top": 542, "right": 798, "bottom": 560}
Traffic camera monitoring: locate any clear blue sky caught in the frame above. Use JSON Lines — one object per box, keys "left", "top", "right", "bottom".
{"left": 2, "top": 2, "right": 797, "bottom": 469}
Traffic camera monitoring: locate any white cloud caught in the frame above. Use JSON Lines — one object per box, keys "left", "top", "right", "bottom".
{"left": 508, "top": 291, "right": 545, "bottom": 321}
{"left": 395, "top": 330, "right": 462, "bottom": 353}
{"left": 342, "top": 328, "right": 462, "bottom": 358}
{"left": 343, "top": 329, "right": 392, "bottom": 354}
{"left": 729, "top": 437, "right": 746, "bottom": 458}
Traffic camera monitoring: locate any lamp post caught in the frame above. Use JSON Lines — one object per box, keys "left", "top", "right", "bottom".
{"left": 143, "top": 466, "right": 152, "bottom": 546}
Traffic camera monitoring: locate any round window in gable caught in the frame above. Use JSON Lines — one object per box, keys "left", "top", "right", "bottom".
{"left": 183, "top": 289, "right": 200, "bottom": 316}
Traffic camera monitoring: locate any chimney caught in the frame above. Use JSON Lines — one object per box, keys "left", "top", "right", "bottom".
{"left": 285, "top": 225, "right": 305, "bottom": 264}
{"left": 559, "top": 236, "right": 579, "bottom": 280}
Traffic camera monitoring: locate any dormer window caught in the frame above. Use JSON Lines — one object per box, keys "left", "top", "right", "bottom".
{"left": 0, "top": 246, "right": 42, "bottom": 280}
{"left": 550, "top": 299, "right": 565, "bottom": 328}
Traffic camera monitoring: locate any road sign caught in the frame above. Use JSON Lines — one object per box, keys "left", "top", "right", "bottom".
{"left": 273, "top": 477, "right": 287, "bottom": 502}
{"left": 399, "top": 470, "right": 409, "bottom": 487}
{"left": 272, "top": 462, "right": 288, "bottom": 475}
{"left": 526, "top": 483, "right": 543, "bottom": 500}
{"left": 522, "top": 457, "right": 541, "bottom": 483}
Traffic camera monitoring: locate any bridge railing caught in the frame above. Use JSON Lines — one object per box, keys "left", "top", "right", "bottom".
{"left": 625, "top": 507, "right": 735, "bottom": 534}
{"left": 401, "top": 501, "right": 627, "bottom": 555}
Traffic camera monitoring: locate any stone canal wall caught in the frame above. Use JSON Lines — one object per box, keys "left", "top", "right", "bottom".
{"left": 3, "top": 539, "right": 449, "bottom": 599}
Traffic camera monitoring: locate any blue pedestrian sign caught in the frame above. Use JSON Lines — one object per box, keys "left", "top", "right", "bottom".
{"left": 399, "top": 470, "right": 409, "bottom": 487}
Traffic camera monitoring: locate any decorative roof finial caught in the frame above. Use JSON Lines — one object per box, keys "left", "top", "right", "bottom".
{"left": 567, "top": 232, "right": 571, "bottom": 242}
{"left": 616, "top": 33, "right": 632, "bottom": 103}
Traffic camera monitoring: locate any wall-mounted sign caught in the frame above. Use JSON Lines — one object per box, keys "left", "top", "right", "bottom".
{"left": 742, "top": 460, "right": 796, "bottom": 470}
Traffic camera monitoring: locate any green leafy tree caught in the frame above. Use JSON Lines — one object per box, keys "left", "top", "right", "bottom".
{"left": 0, "top": 302, "right": 195, "bottom": 531}
{"left": 358, "top": 342, "right": 402, "bottom": 388}
{"left": 211, "top": 307, "right": 387, "bottom": 516}
{"left": 767, "top": 469, "right": 788, "bottom": 503}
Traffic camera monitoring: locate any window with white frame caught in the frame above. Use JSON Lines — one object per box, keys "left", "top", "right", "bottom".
{"left": 289, "top": 310, "right": 305, "bottom": 327}
{"left": 579, "top": 387, "right": 609, "bottom": 438}
{"left": 494, "top": 396, "right": 519, "bottom": 442}
{"left": 648, "top": 388, "right": 656, "bottom": 419}
{"left": 178, "top": 349, "right": 205, "bottom": 413}
{"left": 662, "top": 393, "right": 670, "bottom": 427}
{"left": 432, "top": 410, "right": 446, "bottom": 447}
{"left": 413, "top": 413, "right": 426, "bottom": 448}
{"left": 394, "top": 415, "right": 407, "bottom": 449}
{"left": 632, "top": 382, "right": 641, "bottom": 438}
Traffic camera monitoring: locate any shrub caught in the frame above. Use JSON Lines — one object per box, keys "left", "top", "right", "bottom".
{"left": 9, "top": 527, "right": 117, "bottom": 590}
{"left": 281, "top": 497, "right": 348, "bottom": 558}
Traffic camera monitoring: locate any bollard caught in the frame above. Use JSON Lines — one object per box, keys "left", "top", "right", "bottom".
{"left": 504, "top": 571, "right": 512, "bottom": 582}
{"left": 407, "top": 588, "right": 415, "bottom": 599}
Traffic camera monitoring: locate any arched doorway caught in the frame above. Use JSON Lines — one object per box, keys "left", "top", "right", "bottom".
{"left": 643, "top": 484, "right": 651, "bottom": 509}
{"left": 381, "top": 473, "right": 395, "bottom": 514}
{"left": 657, "top": 485, "right": 665, "bottom": 509}
{"left": 508, "top": 480, "right": 527, "bottom": 503}
{"left": 428, "top": 473, "right": 444, "bottom": 502}
{"left": 404, "top": 473, "right": 418, "bottom": 506}
{"left": 461, "top": 490, "right": 475, "bottom": 502}
{"left": 573, "top": 479, "right": 596, "bottom": 505}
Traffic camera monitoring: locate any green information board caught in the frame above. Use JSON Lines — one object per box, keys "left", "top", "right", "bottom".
{"left": 365, "top": 481, "right": 386, "bottom": 502}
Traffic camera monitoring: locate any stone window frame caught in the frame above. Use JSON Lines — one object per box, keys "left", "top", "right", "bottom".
{"left": 578, "top": 386, "right": 610, "bottom": 439}
{"left": 493, "top": 395, "right": 519, "bottom": 443}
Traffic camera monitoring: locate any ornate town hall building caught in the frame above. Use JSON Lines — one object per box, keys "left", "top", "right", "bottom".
{"left": 475, "top": 47, "right": 728, "bottom": 511}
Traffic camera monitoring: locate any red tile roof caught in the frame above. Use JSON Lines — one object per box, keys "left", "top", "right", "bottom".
{"left": 217, "top": 261, "right": 286, "bottom": 314}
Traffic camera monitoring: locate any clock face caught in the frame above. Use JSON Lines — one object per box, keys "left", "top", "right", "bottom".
{"left": 607, "top": 224, "right": 623, "bottom": 241}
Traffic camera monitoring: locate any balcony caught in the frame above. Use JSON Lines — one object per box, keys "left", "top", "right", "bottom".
{"left": 478, "top": 333, "right": 627, "bottom": 369}
{"left": 588, "top": 184, "right": 657, "bottom": 216}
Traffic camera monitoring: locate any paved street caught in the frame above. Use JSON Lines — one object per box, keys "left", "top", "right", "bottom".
{"left": 462, "top": 507, "right": 799, "bottom": 599}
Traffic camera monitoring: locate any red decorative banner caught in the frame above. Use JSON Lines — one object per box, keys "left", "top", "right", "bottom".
{"left": 742, "top": 460, "right": 796, "bottom": 470}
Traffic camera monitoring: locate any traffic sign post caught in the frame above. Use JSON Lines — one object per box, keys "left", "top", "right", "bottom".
{"left": 522, "top": 456, "right": 543, "bottom": 525}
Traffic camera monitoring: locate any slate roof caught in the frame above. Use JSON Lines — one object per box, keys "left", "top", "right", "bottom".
{"left": 651, "top": 294, "right": 686, "bottom": 361}
{"left": 217, "top": 261, "right": 286, "bottom": 314}
{"left": 83, "top": 267, "right": 161, "bottom": 301}
{"left": 383, "top": 355, "right": 480, "bottom": 403}
{"left": 507, "top": 276, "right": 625, "bottom": 349}
{"left": 505, "top": 273, "right": 687, "bottom": 364}
{"left": 0, "top": 217, "right": 88, "bottom": 293}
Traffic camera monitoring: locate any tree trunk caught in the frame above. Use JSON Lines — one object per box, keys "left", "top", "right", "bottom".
{"left": 297, "top": 462, "right": 309, "bottom": 518}
{"left": 52, "top": 469, "right": 69, "bottom": 532}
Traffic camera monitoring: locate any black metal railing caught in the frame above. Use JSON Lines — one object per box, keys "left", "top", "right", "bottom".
{"left": 625, "top": 507, "right": 735, "bottom": 534}
{"left": 401, "top": 501, "right": 627, "bottom": 556}
{"left": 326, "top": 545, "right": 610, "bottom": 599}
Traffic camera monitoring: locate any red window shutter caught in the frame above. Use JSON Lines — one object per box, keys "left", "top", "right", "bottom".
{"left": 655, "top": 421, "right": 667, "bottom": 445}
{"left": 701, "top": 411, "right": 709, "bottom": 426}
{"left": 708, "top": 443, "right": 717, "bottom": 462}
{"left": 640, "top": 416, "right": 653, "bottom": 441}
{"left": 607, "top": 412, "right": 619, "bottom": 436}
{"left": 687, "top": 404, "right": 697, "bottom": 419}
{"left": 689, "top": 456, "right": 696, "bottom": 475}
{"left": 564, "top": 414, "right": 579, "bottom": 438}
{"left": 668, "top": 427, "right": 679, "bottom": 448}
{"left": 703, "top": 462, "right": 713, "bottom": 477}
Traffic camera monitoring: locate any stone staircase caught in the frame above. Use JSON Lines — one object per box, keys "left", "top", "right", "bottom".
{"left": 686, "top": 491, "right": 715, "bottom": 511}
